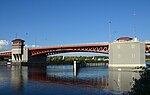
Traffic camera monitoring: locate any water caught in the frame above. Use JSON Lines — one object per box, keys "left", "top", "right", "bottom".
{"left": 0, "top": 64, "right": 142, "bottom": 95}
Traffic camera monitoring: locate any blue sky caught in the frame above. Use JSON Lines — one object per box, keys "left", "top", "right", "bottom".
{"left": 0, "top": 0, "right": 150, "bottom": 47}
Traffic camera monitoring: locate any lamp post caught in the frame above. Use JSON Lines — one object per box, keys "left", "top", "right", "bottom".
{"left": 109, "top": 21, "right": 111, "bottom": 42}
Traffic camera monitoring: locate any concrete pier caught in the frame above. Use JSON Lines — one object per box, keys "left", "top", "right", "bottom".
{"left": 73, "top": 61, "right": 77, "bottom": 77}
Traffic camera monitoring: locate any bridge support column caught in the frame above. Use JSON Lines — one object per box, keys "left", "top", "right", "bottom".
{"left": 109, "top": 39, "right": 145, "bottom": 68}
{"left": 73, "top": 61, "right": 77, "bottom": 77}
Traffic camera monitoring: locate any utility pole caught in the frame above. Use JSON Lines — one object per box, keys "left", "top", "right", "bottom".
{"left": 15, "top": 33, "right": 18, "bottom": 39}
{"left": 109, "top": 21, "right": 111, "bottom": 42}
{"left": 133, "top": 10, "right": 136, "bottom": 38}
{"left": 35, "top": 38, "right": 37, "bottom": 47}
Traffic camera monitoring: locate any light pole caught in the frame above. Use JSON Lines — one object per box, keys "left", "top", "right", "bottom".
{"left": 109, "top": 21, "right": 111, "bottom": 42}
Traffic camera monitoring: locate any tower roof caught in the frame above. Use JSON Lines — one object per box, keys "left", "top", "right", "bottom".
{"left": 12, "top": 39, "right": 25, "bottom": 42}
{"left": 116, "top": 37, "right": 133, "bottom": 41}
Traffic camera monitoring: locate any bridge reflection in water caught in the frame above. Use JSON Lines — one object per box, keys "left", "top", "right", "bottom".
{"left": 0, "top": 64, "right": 141, "bottom": 95}
{"left": 28, "top": 65, "right": 108, "bottom": 89}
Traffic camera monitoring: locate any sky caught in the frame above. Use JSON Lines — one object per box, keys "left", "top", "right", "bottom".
{"left": 0, "top": 0, "right": 150, "bottom": 51}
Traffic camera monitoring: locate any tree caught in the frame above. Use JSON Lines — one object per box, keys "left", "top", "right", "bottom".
{"left": 129, "top": 68, "right": 150, "bottom": 95}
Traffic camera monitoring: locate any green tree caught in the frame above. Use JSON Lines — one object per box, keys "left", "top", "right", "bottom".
{"left": 129, "top": 68, "right": 150, "bottom": 95}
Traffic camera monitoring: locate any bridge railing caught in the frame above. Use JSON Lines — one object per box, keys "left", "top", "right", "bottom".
{"left": 145, "top": 41, "right": 150, "bottom": 43}
{"left": 30, "top": 42, "right": 109, "bottom": 48}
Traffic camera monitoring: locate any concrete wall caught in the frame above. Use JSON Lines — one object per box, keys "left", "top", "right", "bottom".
{"left": 22, "top": 47, "right": 28, "bottom": 62}
{"left": 109, "top": 41, "right": 145, "bottom": 67}
{"left": 12, "top": 47, "right": 28, "bottom": 63}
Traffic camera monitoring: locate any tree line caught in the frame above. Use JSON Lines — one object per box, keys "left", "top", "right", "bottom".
{"left": 47, "top": 56, "right": 108, "bottom": 63}
{"left": 146, "top": 55, "right": 150, "bottom": 62}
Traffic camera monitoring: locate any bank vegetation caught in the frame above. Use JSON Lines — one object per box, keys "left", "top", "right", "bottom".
{"left": 47, "top": 56, "right": 108, "bottom": 63}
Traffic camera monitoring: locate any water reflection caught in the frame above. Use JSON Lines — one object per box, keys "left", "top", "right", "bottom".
{"left": 11, "top": 66, "right": 28, "bottom": 91}
{"left": 0, "top": 64, "right": 145, "bottom": 95}
{"left": 47, "top": 65, "right": 73, "bottom": 78}
{"left": 108, "top": 68, "right": 140, "bottom": 93}
{"left": 28, "top": 65, "right": 109, "bottom": 89}
{"left": 27, "top": 65, "right": 110, "bottom": 95}
{"left": 0, "top": 66, "right": 28, "bottom": 95}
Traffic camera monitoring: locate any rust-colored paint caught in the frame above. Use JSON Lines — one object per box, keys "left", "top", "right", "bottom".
{"left": 29, "top": 44, "right": 109, "bottom": 56}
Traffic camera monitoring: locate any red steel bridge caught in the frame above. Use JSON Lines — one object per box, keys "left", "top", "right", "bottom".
{"left": 29, "top": 43, "right": 109, "bottom": 56}
{"left": 0, "top": 42, "right": 150, "bottom": 58}
{"left": 0, "top": 37, "right": 149, "bottom": 67}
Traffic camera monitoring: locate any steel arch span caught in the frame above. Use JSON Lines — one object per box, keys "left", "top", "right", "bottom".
{"left": 29, "top": 44, "right": 109, "bottom": 56}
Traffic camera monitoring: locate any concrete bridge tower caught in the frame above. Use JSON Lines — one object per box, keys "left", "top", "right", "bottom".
{"left": 12, "top": 39, "right": 28, "bottom": 64}
{"left": 109, "top": 37, "right": 145, "bottom": 67}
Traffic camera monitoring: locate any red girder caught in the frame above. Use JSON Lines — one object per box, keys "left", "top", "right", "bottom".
{"left": 29, "top": 44, "right": 109, "bottom": 56}
{"left": 0, "top": 52, "right": 11, "bottom": 57}
{"left": 29, "top": 74, "right": 108, "bottom": 88}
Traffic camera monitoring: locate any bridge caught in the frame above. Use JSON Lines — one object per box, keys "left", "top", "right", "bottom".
{"left": 0, "top": 39, "right": 109, "bottom": 62}
{"left": 0, "top": 37, "right": 150, "bottom": 67}
{"left": 0, "top": 50, "right": 11, "bottom": 57}
{"left": 29, "top": 43, "right": 109, "bottom": 56}
{"left": 0, "top": 43, "right": 109, "bottom": 57}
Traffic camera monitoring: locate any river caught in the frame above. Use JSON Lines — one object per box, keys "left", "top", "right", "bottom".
{"left": 0, "top": 63, "right": 145, "bottom": 95}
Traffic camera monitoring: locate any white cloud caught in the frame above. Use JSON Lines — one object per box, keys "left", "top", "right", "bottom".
{"left": 0, "top": 40, "right": 9, "bottom": 51}
{"left": 31, "top": 45, "right": 40, "bottom": 47}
